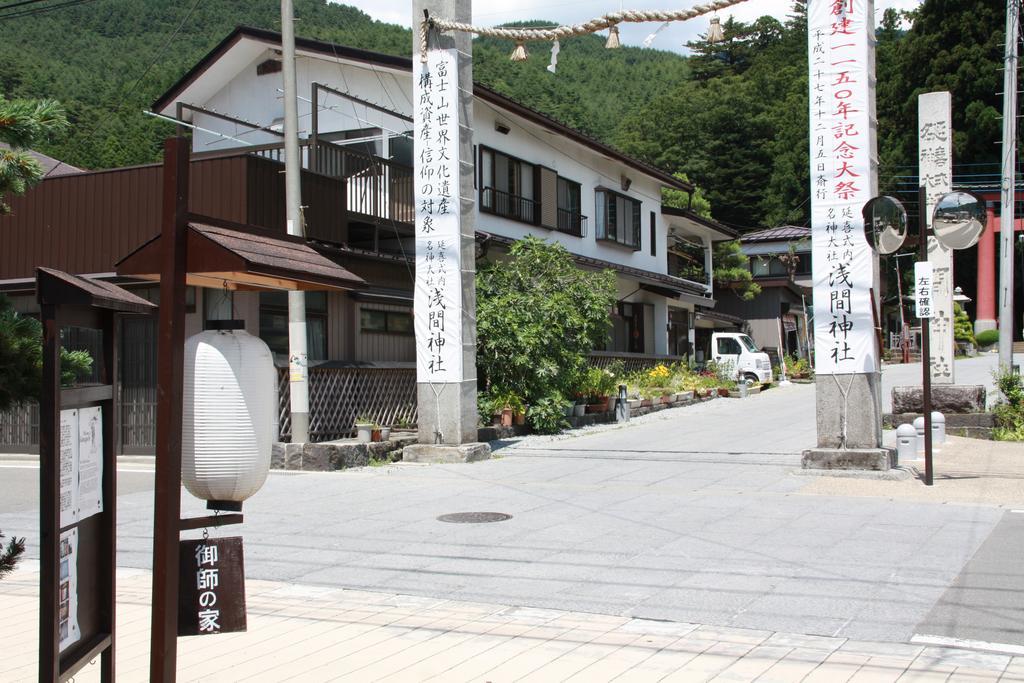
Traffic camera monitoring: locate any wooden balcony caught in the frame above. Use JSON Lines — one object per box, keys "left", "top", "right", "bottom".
{"left": 1, "top": 144, "right": 413, "bottom": 281}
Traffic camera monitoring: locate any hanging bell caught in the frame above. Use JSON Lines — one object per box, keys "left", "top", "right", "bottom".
{"left": 605, "top": 25, "right": 621, "bottom": 49}
{"left": 707, "top": 16, "right": 725, "bottom": 44}
{"left": 510, "top": 41, "right": 529, "bottom": 61}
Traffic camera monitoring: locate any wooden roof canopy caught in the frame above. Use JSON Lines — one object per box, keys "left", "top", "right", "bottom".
{"left": 115, "top": 219, "right": 366, "bottom": 292}
{"left": 36, "top": 267, "right": 158, "bottom": 314}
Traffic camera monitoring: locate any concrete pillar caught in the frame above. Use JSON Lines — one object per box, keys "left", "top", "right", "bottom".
{"left": 975, "top": 201, "right": 998, "bottom": 333}
{"left": 404, "top": 0, "right": 488, "bottom": 463}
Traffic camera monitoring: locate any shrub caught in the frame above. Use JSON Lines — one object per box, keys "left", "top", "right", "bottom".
{"left": 477, "top": 237, "right": 617, "bottom": 405}
{"left": 991, "top": 366, "right": 1024, "bottom": 441}
{"left": 528, "top": 394, "right": 570, "bottom": 434}
{"left": 953, "top": 303, "right": 975, "bottom": 345}
{"left": 976, "top": 329, "right": 999, "bottom": 347}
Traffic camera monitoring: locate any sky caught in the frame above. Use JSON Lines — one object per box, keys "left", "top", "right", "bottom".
{"left": 337, "top": 1, "right": 923, "bottom": 55}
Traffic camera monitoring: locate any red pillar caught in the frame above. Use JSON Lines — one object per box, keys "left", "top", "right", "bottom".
{"left": 975, "top": 201, "right": 998, "bottom": 330}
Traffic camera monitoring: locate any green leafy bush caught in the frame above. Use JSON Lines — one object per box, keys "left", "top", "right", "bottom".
{"left": 477, "top": 237, "right": 616, "bottom": 407}
{"left": 527, "top": 395, "right": 570, "bottom": 434}
{"left": 976, "top": 329, "right": 999, "bottom": 348}
{"left": 953, "top": 303, "right": 975, "bottom": 345}
{"left": 991, "top": 366, "right": 1024, "bottom": 441}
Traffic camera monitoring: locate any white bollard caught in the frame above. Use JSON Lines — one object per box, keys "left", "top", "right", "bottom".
{"left": 896, "top": 423, "right": 917, "bottom": 462}
{"left": 913, "top": 416, "right": 926, "bottom": 452}
{"left": 931, "top": 411, "right": 946, "bottom": 445}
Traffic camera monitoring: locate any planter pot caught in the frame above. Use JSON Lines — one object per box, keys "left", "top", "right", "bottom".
{"left": 588, "top": 397, "right": 610, "bottom": 412}
{"left": 627, "top": 399, "right": 642, "bottom": 410}
{"left": 704, "top": 389, "right": 714, "bottom": 398}
{"left": 500, "top": 408, "right": 513, "bottom": 427}
{"left": 355, "top": 423, "right": 373, "bottom": 443}
{"left": 381, "top": 427, "right": 391, "bottom": 441}
{"left": 371, "top": 428, "right": 382, "bottom": 442}
{"left": 717, "top": 388, "right": 730, "bottom": 398}
{"left": 661, "top": 394, "right": 673, "bottom": 404}
{"left": 563, "top": 404, "right": 574, "bottom": 417}
{"left": 514, "top": 411, "right": 526, "bottom": 426}
{"left": 572, "top": 404, "right": 586, "bottom": 417}
{"left": 640, "top": 399, "right": 653, "bottom": 408}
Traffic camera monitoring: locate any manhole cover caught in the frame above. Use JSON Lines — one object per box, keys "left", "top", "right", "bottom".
{"left": 436, "top": 512, "right": 512, "bottom": 524}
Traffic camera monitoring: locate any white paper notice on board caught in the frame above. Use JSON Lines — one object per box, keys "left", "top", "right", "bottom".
{"left": 58, "top": 527, "right": 81, "bottom": 652}
{"left": 59, "top": 409, "right": 79, "bottom": 529}
{"left": 77, "top": 406, "right": 103, "bottom": 521}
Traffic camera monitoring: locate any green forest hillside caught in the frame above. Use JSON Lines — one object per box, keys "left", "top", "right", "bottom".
{"left": 0, "top": 0, "right": 1008, "bottom": 230}
{"left": 0, "top": 1, "right": 686, "bottom": 171}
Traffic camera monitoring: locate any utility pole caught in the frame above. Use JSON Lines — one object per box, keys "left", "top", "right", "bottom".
{"left": 282, "top": 0, "right": 310, "bottom": 442}
{"left": 999, "top": 0, "right": 1019, "bottom": 367}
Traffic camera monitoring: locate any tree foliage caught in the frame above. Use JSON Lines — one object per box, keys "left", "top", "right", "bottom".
{"left": 713, "top": 240, "right": 761, "bottom": 301}
{"left": 476, "top": 237, "right": 617, "bottom": 404}
{"left": 0, "top": 97, "right": 68, "bottom": 213}
{"left": 0, "top": 295, "right": 95, "bottom": 411}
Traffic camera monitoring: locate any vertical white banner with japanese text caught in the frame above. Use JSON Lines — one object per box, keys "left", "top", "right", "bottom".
{"left": 919, "top": 92, "right": 955, "bottom": 383}
{"left": 413, "top": 48, "right": 463, "bottom": 383}
{"left": 808, "top": 0, "right": 878, "bottom": 374}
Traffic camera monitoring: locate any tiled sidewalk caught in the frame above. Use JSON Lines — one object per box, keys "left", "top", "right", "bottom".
{"left": 2, "top": 567, "right": 1021, "bottom": 682}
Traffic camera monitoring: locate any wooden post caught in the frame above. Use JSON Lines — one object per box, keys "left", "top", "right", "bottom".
{"left": 38, "top": 303, "right": 61, "bottom": 682}
{"left": 150, "top": 137, "right": 191, "bottom": 683}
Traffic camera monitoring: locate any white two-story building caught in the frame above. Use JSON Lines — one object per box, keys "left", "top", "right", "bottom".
{"left": 153, "top": 26, "right": 737, "bottom": 362}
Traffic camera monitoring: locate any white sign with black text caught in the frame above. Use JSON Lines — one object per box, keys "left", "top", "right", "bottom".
{"left": 413, "top": 48, "right": 464, "bottom": 383}
{"left": 915, "top": 261, "right": 934, "bottom": 319}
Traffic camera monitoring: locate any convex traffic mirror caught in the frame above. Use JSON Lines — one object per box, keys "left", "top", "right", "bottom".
{"left": 932, "top": 191, "right": 986, "bottom": 250}
{"left": 861, "top": 195, "right": 908, "bottom": 254}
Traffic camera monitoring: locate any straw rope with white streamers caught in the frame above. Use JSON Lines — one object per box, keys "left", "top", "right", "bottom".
{"left": 419, "top": 0, "right": 751, "bottom": 61}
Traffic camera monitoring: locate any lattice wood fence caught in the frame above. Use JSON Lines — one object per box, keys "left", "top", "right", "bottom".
{"left": 278, "top": 366, "right": 418, "bottom": 442}
{"left": 0, "top": 402, "right": 38, "bottom": 453}
{"left": 588, "top": 353, "right": 686, "bottom": 374}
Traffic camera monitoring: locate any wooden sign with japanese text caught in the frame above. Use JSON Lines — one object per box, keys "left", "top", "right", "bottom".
{"left": 177, "top": 537, "right": 247, "bottom": 636}
{"left": 413, "top": 48, "right": 464, "bottom": 383}
{"left": 807, "top": 0, "right": 879, "bottom": 374}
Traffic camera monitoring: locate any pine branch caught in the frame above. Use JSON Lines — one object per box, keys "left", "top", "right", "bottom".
{"left": 0, "top": 531, "right": 26, "bottom": 580}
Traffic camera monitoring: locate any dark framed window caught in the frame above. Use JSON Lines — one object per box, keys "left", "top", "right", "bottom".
{"left": 556, "top": 177, "right": 585, "bottom": 236}
{"left": 360, "top": 308, "right": 413, "bottom": 335}
{"left": 650, "top": 211, "right": 656, "bottom": 257}
{"left": 751, "top": 252, "right": 811, "bottom": 278}
{"left": 479, "top": 146, "right": 538, "bottom": 224}
{"left": 259, "top": 291, "right": 327, "bottom": 360}
{"left": 595, "top": 189, "right": 642, "bottom": 250}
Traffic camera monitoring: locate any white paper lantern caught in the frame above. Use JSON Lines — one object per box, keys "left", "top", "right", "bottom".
{"left": 182, "top": 327, "right": 277, "bottom": 505}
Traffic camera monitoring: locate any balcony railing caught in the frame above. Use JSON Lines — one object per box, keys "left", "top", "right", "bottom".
{"left": 481, "top": 186, "right": 539, "bottom": 224}
{"left": 556, "top": 208, "right": 588, "bottom": 237}
{"left": 196, "top": 139, "right": 414, "bottom": 226}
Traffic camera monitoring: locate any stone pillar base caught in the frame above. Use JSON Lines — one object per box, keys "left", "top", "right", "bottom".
{"left": 802, "top": 447, "right": 896, "bottom": 471}
{"left": 403, "top": 442, "right": 491, "bottom": 464}
{"left": 974, "top": 319, "right": 997, "bottom": 335}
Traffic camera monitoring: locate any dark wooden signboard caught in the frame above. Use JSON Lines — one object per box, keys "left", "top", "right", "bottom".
{"left": 177, "top": 537, "right": 247, "bottom": 636}
{"left": 37, "top": 268, "right": 155, "bottom": 682}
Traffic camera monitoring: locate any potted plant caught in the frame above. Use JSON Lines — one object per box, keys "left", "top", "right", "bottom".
{"left": 380, "top": 426, "right": 392, "bottom": 441}
{"left": 354, "top": 416, "right": 374, "bottom": 443}
{"left": 371, "top": 424, "right": 382, "bottom": 442}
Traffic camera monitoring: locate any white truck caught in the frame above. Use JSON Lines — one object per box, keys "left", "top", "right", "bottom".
{"left": 710, "top": 332, "right": 773, "bottom": 385}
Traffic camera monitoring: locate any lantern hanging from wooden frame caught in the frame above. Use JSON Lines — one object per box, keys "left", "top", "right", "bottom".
{"left": 182, "top": 321, "right": 277, "bottom": 510}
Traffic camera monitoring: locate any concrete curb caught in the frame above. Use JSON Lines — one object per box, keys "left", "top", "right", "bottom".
{"left": 791, "top": 466, "right": 913, "bottom": 481}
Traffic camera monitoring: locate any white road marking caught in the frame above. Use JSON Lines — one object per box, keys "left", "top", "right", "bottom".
{"left": 911, "top": 633, "right": 1024, "bottom": 656}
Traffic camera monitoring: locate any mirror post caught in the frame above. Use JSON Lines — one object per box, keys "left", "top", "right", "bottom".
{"left": 918, "top": 184, "right": 934, "bottom": 486}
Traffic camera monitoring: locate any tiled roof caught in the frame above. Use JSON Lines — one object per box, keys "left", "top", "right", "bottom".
{"left": 741, "top": 226, "right": 811, "bottom": 243}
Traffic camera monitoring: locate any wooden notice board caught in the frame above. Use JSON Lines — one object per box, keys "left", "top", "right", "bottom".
{"left": 36, "top": 268, "right": 155, "bottom": 682}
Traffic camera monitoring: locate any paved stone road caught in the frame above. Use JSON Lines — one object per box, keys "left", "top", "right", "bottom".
{"left": 3, "top": 383, "right": 1020, "bottom": 653}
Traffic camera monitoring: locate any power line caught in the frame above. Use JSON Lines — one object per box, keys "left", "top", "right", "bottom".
{"left": 0, "top": 0, "right": 97, "bottom": 20}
